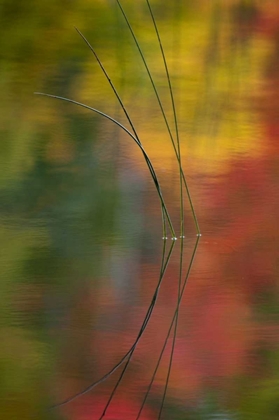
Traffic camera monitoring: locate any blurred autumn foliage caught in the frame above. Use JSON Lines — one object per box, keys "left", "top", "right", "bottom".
{"left": 1, "top": 1, "right": 279, "bottom": 419}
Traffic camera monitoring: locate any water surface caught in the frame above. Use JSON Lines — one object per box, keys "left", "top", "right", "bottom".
{"left": 1, "top": 1, "right": 279, "bottom": 419}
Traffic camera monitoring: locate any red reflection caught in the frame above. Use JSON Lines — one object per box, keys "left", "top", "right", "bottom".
{"left": 66, "top": 396, "right": 155, "bottom": 420}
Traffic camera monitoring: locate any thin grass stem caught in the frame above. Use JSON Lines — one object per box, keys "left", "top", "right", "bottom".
{"left": 115, "top": 4, "right": 198, "bottom": 415}
{"left": 99, "top": 239, "right": 173, "bottom": 419}
{"left": 158, "top": 237, "right": 184, "bottom": 419}
{"left": 74, "top": 27, "right": 175, "bottom": 238}
{"left": 43, "top": 230, "right": 175, "bottom": 409}
{"left": 136, "top": 236, "right": 200, "bottom": 419}
{"left": 145, "top": 4, "right": 186, "bottom": 413}
{"left": 34, "top": 92, "right": 174, "bottom": 238}
{"left": 74, "top": 27, "right": 140, "bottom": 145}
{"left": 116, "top": 0, "right": 201, "bottom": 235}
{"left": 145, "top": 0, "right": 184, "bottom": 236}
{"left": 34, "top": 3, "right": 201, "bottom": 413}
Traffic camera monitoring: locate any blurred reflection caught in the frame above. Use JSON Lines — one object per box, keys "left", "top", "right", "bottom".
{"left": 1, "top": 1, "right": 279, "bottom": 419}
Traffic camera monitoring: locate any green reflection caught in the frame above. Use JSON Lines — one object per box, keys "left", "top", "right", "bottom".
{"left": 1, "top": 0, "right": 279, "bottom": 419}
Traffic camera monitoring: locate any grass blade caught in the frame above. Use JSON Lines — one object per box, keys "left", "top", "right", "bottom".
{"left": 116, "top": 0, "right": 201, "bottom": 235}
{"left": 136, "top": 236, "right": 200, "bottom": 419}
{"left": 74, "top": 27, "right": 175, "bottom": 238}
{"left": 99, "top": 239, "right": 175, "bottom": 419}
{"left": 43, "top": 232, "right": 175, "bottom": 409}
{"left": 34, "top": 91, "right": 174, "bottom": 238}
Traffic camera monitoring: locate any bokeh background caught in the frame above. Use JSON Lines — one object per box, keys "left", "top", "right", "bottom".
{"left": 1, "top": 0, "right": 279, "bottom": 419}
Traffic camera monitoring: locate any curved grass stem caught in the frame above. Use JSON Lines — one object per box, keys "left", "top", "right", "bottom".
{"left": 34, "top": 92, "right": 175, "bottom": 239}
{"left": 35, "top": 3, "right": 201, "bottom": 413}
{"left": 136, "top": 235, "right": 200, "bottom": 419}
{"left": 99, "top": 239, "right": 174, "bottom": 419}
{"left": 44, "top": 233, "right": 175, "bottom": 409}
{"left": 74, "top": 27, "right": 176, "bottom": 238}
{"left": 116, "top": 0, "right": 201, "bottom": 236}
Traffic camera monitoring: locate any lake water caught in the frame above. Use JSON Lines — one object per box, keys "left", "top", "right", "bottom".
{"left": 1, "top": 1, "right": 279, "bottom": 419}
